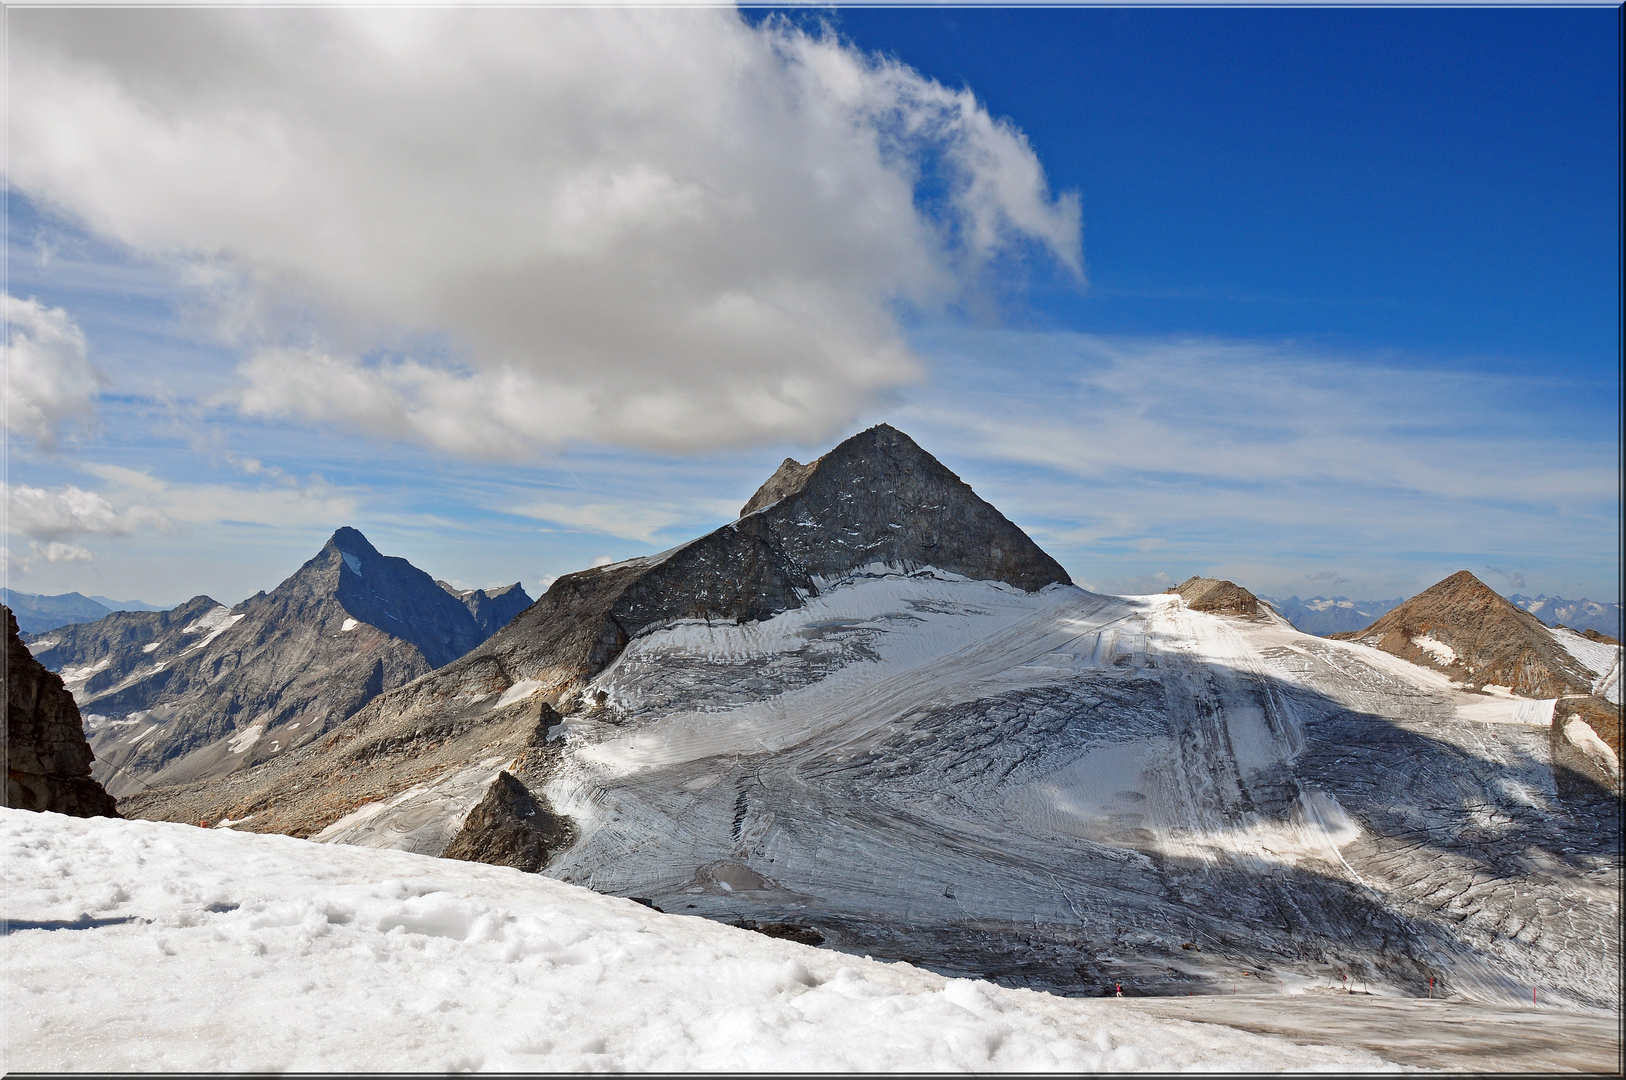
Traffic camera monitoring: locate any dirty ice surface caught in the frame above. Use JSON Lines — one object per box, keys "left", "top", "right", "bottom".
{"left": 311, "top": 573, "right": 1619, "bottom": 1015}
{"left": 537, "top": 575, "right": 1620, "bottom": 1012}
{"left": 1549, "top": 625, "right": 1623, "bottom": 704}
{"left": 2, "top": 810, "right": 1401, "bottom": 1074}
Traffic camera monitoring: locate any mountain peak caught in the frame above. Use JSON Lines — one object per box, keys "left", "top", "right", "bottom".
{"left": 1169, "top": 576, "right": 1260, "bottom": 616}
{"left": 326, "top": 526, "right": 380, "bottom": 560}
{"left": 740, "top": 425, "right": 921, "bottom": 518}
{"left": 734, "top": 424, "right": 1069, "bottom": 592}
{"left": 1333, "top": 569, "right": 1593, "bottom": 697}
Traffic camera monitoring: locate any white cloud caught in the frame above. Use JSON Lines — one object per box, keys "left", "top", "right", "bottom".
{"left": 3, "top": 482, "right": 166, "bottom": 542}
{"left": 36, "top": 541, "right": 93, "bottom": 563}
{"left": 9, "top": 8, "right": 1080, "bottom": 457}
{"left": 3, "top": 293, "right": 100, "bottom": 450}
{"left": 512, "top": 497, "right": 735, "bottom": 544}
{"left": 80, "top": 464, "right": 360, "bottom": 531}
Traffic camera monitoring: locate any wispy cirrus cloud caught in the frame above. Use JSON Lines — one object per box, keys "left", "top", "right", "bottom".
{"left": 894, "top": 329, "right": 1619, "bottom": 599}
{"left": 80, "top": 464, "right": 359, "bottom": 532}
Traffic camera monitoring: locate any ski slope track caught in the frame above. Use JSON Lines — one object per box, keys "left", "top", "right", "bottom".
{"left": 522, "top": 574, "right": 1618, "bottom": 1013}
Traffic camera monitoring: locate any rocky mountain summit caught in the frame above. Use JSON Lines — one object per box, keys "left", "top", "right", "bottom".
{"left": 1167, "top": 576, "right": 1266, "bottom": 618}
{"left": 27, "top": 528, "right": 531, "bottom": 797}
{"left": 437, "top": 581, "right": 533, "bottom": 639}
{"left": 122, "top": 424, "right": 1071, "bottom": 845}
{"left": 1334, "top": 570, "right": 1622, "bottom": 792}
{"left": 1331, "top": 570, "right": 1596, "bottom": 698}
{"left": 4, "top": 607, "right": 118, "bottom": 816}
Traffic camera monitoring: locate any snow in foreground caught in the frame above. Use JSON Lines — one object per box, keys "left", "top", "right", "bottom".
{"left": 3, "top": 810, "right": 1401, "bottom": 1073}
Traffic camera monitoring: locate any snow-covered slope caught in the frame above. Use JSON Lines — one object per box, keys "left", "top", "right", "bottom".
{"left": 1549, "top": 625, "right": 1622, "bottom": 705}
{"left": 3, "top": 808, "right": 1404, "bottom": 1073}
{"left": 311, "top": 571, "right": 1619, "bottom": 1013}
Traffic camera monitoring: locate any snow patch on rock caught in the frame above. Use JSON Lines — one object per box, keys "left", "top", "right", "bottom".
{"left": 1563, "top": 717, "right": 1620, "bottom": 777}
{"left": 226, "top": 723, "right": 265, "bottom": 755}
{"left": 1550, "top": 627, "right": 1623, "bottom": 705}
{"left": 494, "top": 680, "right": 545, "bottom": 710}
{"left": 1411, "top": 634, "right": 1458, "bottom": 666}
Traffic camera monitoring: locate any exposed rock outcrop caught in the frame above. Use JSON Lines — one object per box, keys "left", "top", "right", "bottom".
{"left": 438, "top": 580, "right": 534, "bottom": 638}
{"left": 443, "top": 770, "right": 574, "bottom": 872}
{"left": 4, "top": 607, "right": 118, "bottom": 817}
{"left": 1332, "top": 570, "right": 1596, "bottom": 698}
{"left": 1169, "top": 577, "right": 1261, "bottom": 617}
{"left": 27, "top": 528, "right": 532, "bottom": 796}
{"left": 120, "top": 425, "right": 1070, "bottom": 856}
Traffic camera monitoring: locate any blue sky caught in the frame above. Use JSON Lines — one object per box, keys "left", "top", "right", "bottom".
{"left": 3, "top": 6, "right": 1619, "bottom": 609}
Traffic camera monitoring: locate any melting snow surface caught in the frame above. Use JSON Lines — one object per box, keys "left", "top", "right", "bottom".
{"left": 58, "top": 658, "right": 111, "bottom": 686}
{"left": 2, "top": 810, "right": 1402, "bottom": 1073}
{"left": 181, "top": 607, "right": 244, "bottom": 653}
{"left": 1562, "top": 718, "right": 1620, "bottom": 776}
{"left": 493, "top": 680, "right": 545, "bottom": 710}
{"left": 28, "top": 635, "right": 60, "bottom": 652}
{"left": 1550, "top": 627, "right": 1623, "bottom": 705}
{"left": 141, "top": 642, "right": 160, "bottom": 653}
{"left": 342, "top": 551, "right": 363, "bottom": 575}
{"left": 1411, "top": 635, "right": 1458, "bottom": 666}
{"left": 340, "top": 618, "right": 359, "bottom": 633}
{"left": 225, "top": 724, "right": 265, "bottom": 755}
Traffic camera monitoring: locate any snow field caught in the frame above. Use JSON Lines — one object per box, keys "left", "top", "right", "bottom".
{"left": 1549, "top": 625, "right": 1623, "bottom": 704}
{"left": 3, "top": 810, "right": 1401, "bottom": 1073}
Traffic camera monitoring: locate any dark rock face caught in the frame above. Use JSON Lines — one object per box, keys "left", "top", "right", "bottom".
{"left": 437, "top": 580, "right": 534, "bottom": 639}
{"left": 122, "top": 425, "right": 1071, "bottom": 859}
{"left": 27, "top": 527, "right": 529, "bottom": 796}
{"left": 4, "top": 607, "right": 118, "bottom": 817}
{"left": 1168, "top": 577, "right": 1262, "bottom": 617}
{"left": 1332, "top": 570, "right": 1596, "bottom": 698}
{"left": 443, "top": 770, "right": 574, "bottom": 873}
{"left": 738, "top": 425, "right": 1069, "bottom": 591}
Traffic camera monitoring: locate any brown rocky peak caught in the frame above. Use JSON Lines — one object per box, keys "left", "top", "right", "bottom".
{"left": 1332, "top": 570, "right": 1594, "bottom": 698}
{"left": 1168, "top": 576, "right": 1261, "bottom": 617}
{"left": 740, "top": 456, "right": 819, "bottom": 517}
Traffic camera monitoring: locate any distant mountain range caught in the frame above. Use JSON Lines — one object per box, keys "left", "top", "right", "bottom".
{"left": 1508, "top": 594, "right": 1622, "bottom": 639}
{"left": 0, "top": 590, "right": 164, "bottom": 634}
{"left": 1258, "top": 595, "right": 1403, "bottom": 636}
{"left": 1262, "top": 591, "right": 1619, "bottom": 640}
{"left": 23, "top": 528, "right": 531, "bottom": 797}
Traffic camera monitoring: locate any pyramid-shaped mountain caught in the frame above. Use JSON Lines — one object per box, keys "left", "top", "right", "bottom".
{"left": 122, "top": 424, "right": 1070, "bottom": 840}
{"left": 1332, "top": 570, "right": 1595, "bottom": 698}
{"left": 26, "top": 528, "right": 531, "bottom": 796}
